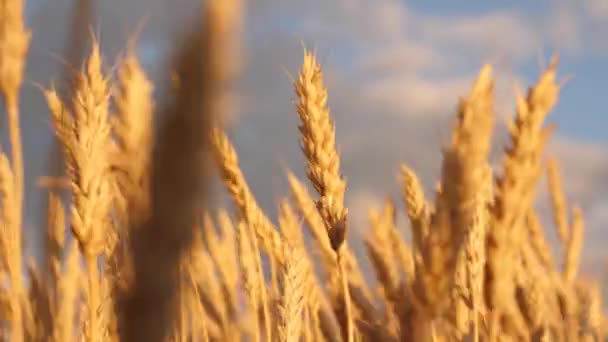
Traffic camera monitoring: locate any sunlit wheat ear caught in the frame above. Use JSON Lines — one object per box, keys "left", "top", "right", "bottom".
{"left": 293, "top": 50, "right": 354, "bottom": 341}
{"left": 493, "top": 56, "right": 560, "bottom": 227}
{"left": 411, "top": 65, "right": 495, "bottom": 330}
{"left": 294, "top": 51, "right": 347, "bottom": 250}
{"left": 445, "top": 65, "right": 495, "bottom": 339}
{"left": 48, "top": 41, "right": 113, "bottom": 258}
{"left": 46, "top": 40, "right": 113, "bottom": 342}
{"left": 278, "top": 246, "right": 306, "bottom": 342}
{"left": 0, "top": 0, "right": 604, "bottom": 338}
{"left": 484, "top": 57, "right": 561, "bottom": 339}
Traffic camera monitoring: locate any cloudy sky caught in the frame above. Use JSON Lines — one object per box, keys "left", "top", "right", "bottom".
{"left": 14, "top": 0, "right": 608, "bottom": 276}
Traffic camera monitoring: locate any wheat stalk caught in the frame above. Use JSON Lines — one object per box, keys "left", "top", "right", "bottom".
{"left": 0, "top": 0, "right": 31, "bottom": 338}
{"left": 52, "top": 240, "right": 82, "bottom": 342}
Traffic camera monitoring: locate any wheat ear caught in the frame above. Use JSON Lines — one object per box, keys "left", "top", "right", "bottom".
{"left": 278, "top": 246, "right": 307, "bottom": 342}
{"left": 293, "top": 50, "right": 354, "bottom": 342}
{"left": 488, "top": 56, "right": 561, "bottom": 338}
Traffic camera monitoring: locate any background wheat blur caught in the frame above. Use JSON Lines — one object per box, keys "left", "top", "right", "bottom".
{"left": 0, "top": 0, "right": 606, "bottom": 341}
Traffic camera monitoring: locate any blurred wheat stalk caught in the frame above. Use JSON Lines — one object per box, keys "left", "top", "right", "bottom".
{"left": 0, "top": 0, "right": 605, "bottom": 341}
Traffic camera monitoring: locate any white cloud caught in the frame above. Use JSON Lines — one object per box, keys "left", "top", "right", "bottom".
{"left": 547, "top": 136, "right": 608, "bottom": 201}
{"left": 547, "top": 5, "right": 582, "bottom": 52}
{"left": 358, "top": 75, "right": 470, "bottom": 116}
{"left": 347, "top": 190, "right": 382, "bottom": 237}
{"left": 352, "top": 43, "right": 444, "bottom": 73}
{"left": 414, "top": 12, "right": 543, "bottom": 62}
{"left": 24, "top": 0, "right": 608, "bottom": 275}
{"left": 255, "top": 0, "right": 608, "bottom": 277}
{"left": 585, "top": 0, "right": 608, "bottom": 19}
{"left": 586, "top": 199, "right": 608, "bottom": 256}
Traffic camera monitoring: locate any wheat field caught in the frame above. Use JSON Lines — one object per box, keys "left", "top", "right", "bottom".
{"left": 0, "top": 0, "right": 605, "bottom": 341}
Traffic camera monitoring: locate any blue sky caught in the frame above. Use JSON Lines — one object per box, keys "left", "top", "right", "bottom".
{"left": 414, "top": 0, "right": 608, "bottom": 143}
{"left": 17, "top": 0, "right": 608, "bottom": 274}
{"left": 230, "top": 0, "right": 608, "bottom": 274}
{"left": 354, "top": 1, "right": 601, "bottom": 140}
{"left": 30, "top": 0, "right": 608, "bottom": 143}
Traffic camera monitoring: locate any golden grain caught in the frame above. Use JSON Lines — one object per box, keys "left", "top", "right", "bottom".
{"left": 0, "top": 2, "right": 604, "bottom": 341}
